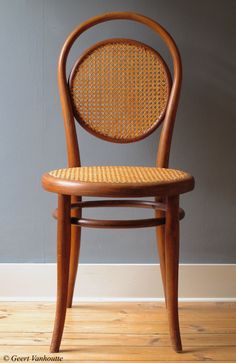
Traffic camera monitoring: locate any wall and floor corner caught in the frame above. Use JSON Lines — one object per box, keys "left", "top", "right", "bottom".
{"left": 0, "top": 0, "right": 235, "bottom": 300}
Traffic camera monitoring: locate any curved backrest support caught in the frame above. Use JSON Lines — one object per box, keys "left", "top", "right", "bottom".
{"left": 58, "top": 12, "right": 182, "bottom": 168}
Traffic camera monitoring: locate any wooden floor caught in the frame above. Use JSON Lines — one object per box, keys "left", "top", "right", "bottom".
{"left": 0, "top": 302, "right": 236, "bottom": 362}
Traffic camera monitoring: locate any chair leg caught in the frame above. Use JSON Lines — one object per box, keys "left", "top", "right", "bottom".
{"left": 155, "top": 197, "right": 167, "bottom": 306}
{"left": 156, "top": 207, "right": 167, "bottom": 306}
{"left": 50, "top": 194, "right": 71, "bottom": 353}
{"left": 165, "top": 195, "right": 182, "bottom": 353}
{"left": 67, "top": 196, "right": 82, "bottom": 308}
{"left": 67, "top": 224, "right": 81, "bottom": 308}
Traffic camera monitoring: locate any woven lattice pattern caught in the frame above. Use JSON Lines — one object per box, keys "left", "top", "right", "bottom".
{"left": 49, "top": 166, "right": 189, "bottom": 184}
{"left": 69, "top": 39, "right": 170, "bottom": 141}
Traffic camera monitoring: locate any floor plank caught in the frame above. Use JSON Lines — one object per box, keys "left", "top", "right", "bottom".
{"left": 1, "top": 332, "right": 236, "bottom": 346}
{"left": 1, "top": 345, "right": 236, "bottom": 360}
{"left": 0, "top": 302, "right": 235, "bottom": 361}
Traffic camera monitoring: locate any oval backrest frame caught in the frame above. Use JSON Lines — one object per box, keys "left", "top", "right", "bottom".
{"left": 68, "top": 38, "right": 172, "bottom": 143}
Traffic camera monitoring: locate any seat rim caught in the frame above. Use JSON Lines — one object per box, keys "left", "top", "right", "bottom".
{"left": 41, "top": 168, "right": 194, "bottom": 197}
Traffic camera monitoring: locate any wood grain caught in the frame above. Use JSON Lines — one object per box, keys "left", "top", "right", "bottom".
{"left": 0, "top": 302, "right": 235, "bottom": 361}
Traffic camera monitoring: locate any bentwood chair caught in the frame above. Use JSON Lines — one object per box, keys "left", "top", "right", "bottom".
{"left": 42, "top": 12, "right": 195, "bottom": 353}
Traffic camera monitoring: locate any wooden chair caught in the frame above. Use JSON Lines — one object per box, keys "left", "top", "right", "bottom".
{"left": 42, "top": 12, "right": 195, "bottom": 353}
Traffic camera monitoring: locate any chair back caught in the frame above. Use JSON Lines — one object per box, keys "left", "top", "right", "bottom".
{"left": 58, "top": 12, "right": 182, "bottom": 168}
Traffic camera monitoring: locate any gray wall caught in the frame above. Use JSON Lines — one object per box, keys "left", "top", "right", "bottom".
{"left": 0, "top": 0, "right": 236, "bottom": 263}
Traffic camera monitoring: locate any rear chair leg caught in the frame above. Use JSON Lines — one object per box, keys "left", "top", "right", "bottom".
{"left": 50, "top": 194, "right": 71, "bottom": 353}
{"left": 155, "top": 197, "right": 167, "bottom": 306}
{"left": 165, "top": 195, "right": 182, "bottom": 353}
{"left": 156, "top": 221, "right": 167, "bottom": 306}
{"left": 67, "top": 196, "right": 82, "bottom": 308}
{"left": 67, "top": 226, "right": 81, "bottom": 308}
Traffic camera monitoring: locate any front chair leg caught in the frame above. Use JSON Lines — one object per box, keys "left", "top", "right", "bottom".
{"left": 165, "top": 195, "right": 182, "bottom": 353}
{"left": 50, "top": 194, "right": 71, "bottom": 353}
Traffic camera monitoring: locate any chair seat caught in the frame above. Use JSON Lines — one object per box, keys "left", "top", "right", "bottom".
{"left": 42, "top": 166, "right": 194, "bottom": 198}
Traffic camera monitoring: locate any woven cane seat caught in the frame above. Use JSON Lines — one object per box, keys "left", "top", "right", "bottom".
{"left": 49, "top": 166, "right": 188, "bottom": 184}
{"left": 42, "top": 166, "right": 194, "bottom": 197}
{"left": 69, "top": 39, "right": 171, "bottom": 142}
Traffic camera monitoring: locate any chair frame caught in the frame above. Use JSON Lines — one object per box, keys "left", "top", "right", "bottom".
{"left": 42, "top": 12, "right": 195, "bottom": 354}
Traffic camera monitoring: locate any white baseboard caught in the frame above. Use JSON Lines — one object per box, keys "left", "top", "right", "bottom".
{"left": 0, "top": 263, "right": 235, "bottom": 302}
